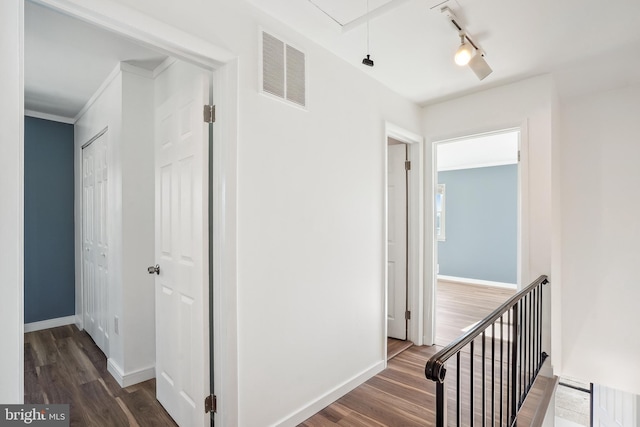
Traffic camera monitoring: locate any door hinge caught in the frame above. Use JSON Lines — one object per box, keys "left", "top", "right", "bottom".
{"left": 203, "top": 105, "right": 216, "bottom": 123}
{"left": 405, "top": 310, "right": 411, "bottom": 320}
{"left": 405, "top": 160, "right": 411, "bottom": 171}
{"left": 518, "top": 150, "right": 521, "bottom": 162}
{"left": 205, "top": 394, "right": 217, "bottom": 414}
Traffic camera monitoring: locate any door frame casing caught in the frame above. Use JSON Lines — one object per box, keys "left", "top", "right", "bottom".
{"left": 384, "top": 122, "right": 425, "bottom": 354}
{"left": 22, "top": 1, "right": 240, "bottom": 424}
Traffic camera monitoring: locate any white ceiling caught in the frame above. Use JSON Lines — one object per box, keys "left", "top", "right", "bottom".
{"left": 248, "top": 0, "right": 640, "bottom": 105}
{"left": 25, "top": 1, "right": 167, "bottom": 119}
{"left": 25, "top": 0, "right": 640, "bottom": 118}
{"left": 436, "top": 131, "right": 518, "bottom": 172}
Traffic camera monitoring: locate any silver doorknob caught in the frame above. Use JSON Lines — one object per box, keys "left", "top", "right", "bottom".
{"left": 147, "top": 264, "right": 160, "bottom": 275}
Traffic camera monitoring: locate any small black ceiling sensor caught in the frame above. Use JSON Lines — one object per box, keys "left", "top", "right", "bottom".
{"left": 361, "top": 0, "right": 374, "bottom": 67}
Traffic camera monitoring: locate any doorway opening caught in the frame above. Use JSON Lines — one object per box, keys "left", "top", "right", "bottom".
{"left": 432, "top": 129, "right": 521, "bottom": 347}
{"left": 22, "top": 2, "right": 226, "bottom": 426}
{"left": 384, "top": 123, "right": 424, "bottom": 361}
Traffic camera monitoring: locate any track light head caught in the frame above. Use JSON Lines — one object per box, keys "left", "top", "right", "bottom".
{"left": 455, "top": 43, "right": 473, "bottom": 66}
{"left": 454, "top": 35, "right": 473, "bottom": 66}
{"left": 468, "top": 53, "right": 493, "bottom": 80}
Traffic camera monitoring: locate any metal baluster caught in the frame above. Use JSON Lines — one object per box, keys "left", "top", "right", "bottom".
{"left": 507, "top": 309, "right": 515, "bottom": 423}
{"left": 471, "top": 340, "right": 475, "bottom": 427}
{"left": 499, "top": 314, "right": 508, "bottom": 425}
{"left": 529, "top": 291, "right": 533, "bottom": 387}
{"left": 524, "top": 293, "right": 528, "bottom": 391}
{"left": 538, "top": 284, "right": 542, "bottom": 371}
{"left": 437, "top": 381, "right": 447, "bottom": 427}
{"left": 519, "top": 298, "right": 524, "bottom": 405}
{"left": 491, "top": 323, "right": 495, "bottom": 427}
{"left": 482, "top": 331, "right": 486, "bottom": 427}
{"left": 533, "top": 286, "right": 540, "bottom": 372}
{"left": 511, "top": 303, "right": 519, "bottom": 424}
{"left": 457, "top": 352, "right": 461, "bottom": 427}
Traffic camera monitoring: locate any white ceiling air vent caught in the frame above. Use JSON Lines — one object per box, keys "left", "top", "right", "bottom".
{"left": 261, "top": 31, "right": 306, "bottom": 107}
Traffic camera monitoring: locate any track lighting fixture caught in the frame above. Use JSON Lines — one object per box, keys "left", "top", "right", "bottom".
{"left": 441, "top": 6, "right": 492, "bottom": 80}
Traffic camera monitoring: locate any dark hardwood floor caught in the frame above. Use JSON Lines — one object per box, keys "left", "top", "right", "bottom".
{"left": 24, "top": 325, "right": 177, "bottom": 427}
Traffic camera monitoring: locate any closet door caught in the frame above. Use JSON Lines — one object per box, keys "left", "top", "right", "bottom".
{"left": 82, "top": 132, "right": 109, "bottom": 354}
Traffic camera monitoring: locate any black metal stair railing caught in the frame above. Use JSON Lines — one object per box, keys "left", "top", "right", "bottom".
{"left": 425, "top": 275, "right": 549, "bottom": 427}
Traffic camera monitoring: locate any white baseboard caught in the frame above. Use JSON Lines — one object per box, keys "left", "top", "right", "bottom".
{"left": 107, "top": 358, "right": 155, "bottom": 388}
{"left": 24, "top": 315, "right": 76, "bottom": 332}
{"left": 274, "top": 360, "right": 386, "bottom": 427}
{"left": 75, "top": 314, "right": 84, "bottom": 331}
{"left": 438, "top": 275, "right": 517, "bottom": 290}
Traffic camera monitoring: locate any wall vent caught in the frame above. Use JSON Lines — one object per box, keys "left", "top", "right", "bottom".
{"left": 261, "top": 31, "right": 306, "bottom": 108}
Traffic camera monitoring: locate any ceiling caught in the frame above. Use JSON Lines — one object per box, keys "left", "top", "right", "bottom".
{"left": 248, "top": 0, "right": 640, "bottom": 105}
{"left": 25, "top": 1, "right": 167, "bottom": 119}
{"left": 25, "top": 0, "right": 640, "bottom": 118}
{"left": 437, "top": 130, "right": 518, "bottom": 172}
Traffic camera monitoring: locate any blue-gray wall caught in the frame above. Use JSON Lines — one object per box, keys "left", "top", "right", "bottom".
{"left": 438, "top": 164, "right": 517, "bottom": 284}
{"left": 24, "top": 117, "right": 75, "bottom": 323}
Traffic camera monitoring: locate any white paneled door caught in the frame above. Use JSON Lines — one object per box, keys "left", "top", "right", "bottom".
{"left": 82, "top": 131, "right": 109, "bottom": 355}
{"left": 592, "top": 384, "right": 638, "bottom": 427}
{"left": 387, "top": 142, "right": 408, "bottom": 340}
{"left": 153, "top": 61, "right": 210, "bottom": 427}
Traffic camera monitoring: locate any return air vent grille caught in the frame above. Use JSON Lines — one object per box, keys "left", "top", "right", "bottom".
{"left": 261, "top": 31, "right": 306, "bottom": 108}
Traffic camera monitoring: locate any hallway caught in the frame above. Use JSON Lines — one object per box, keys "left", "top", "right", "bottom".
{"left": 24, "top": 325, "right": 177, "bottom": 427}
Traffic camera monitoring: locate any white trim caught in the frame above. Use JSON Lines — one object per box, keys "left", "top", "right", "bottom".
{"left": 152, "top": 57, "right": 177, "bottom": 79}
{"left": 107, "top": 359, "right": 155, "bottom": 387}
{"left": 24, "top": 110, "right": 75, "bottom": 124}
{"left": 384, "top": 122, "right": 425, "bottom": 350}
{"left": 273, "top": 361, "right": 385, "bottom": 427}
{"left": 120, "top": 62, "right": 154, "bottom": 79}
{"left": 30, "top": 0, "right": 234, "bottom": 68}
{"left": 24, "top": 315, "right": 76, "bottom": 333}
{"left": 74, "top": 63, "right": 153, "bottom": 123}
{"left": 438, "top": 275, "right": 517, "bottom": 290}
{"left": 74, "top": 314, "right": 83, "bottom": 330}
{"left": 73, "top": 63, "right": 121, "bottom": 122}
{"left": 211, "top": 60, "right": 240, "bottom": 427}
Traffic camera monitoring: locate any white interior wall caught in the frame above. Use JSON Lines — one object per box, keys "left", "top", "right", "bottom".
{"left": 0, "top": 0, "right": 24, "bottom": 404}
{"left": 560, "top": 83, "right": 640, "bottom": 395}
{"left": 120, "top": 68, "right": 155, "bottom": 378}
{"left": 422, "top": 75, "right": 557, "bottom": 357}
{"left": 95, "top": 1, "right": 422, "bottom": 425}
{"left": 74, "top": 64, "right": 155, "bottom": 386}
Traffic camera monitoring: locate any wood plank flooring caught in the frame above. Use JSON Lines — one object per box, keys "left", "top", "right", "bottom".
{"left": 436, "top": 280, "right": 515, "bottom": 346}
{"left": 387, "top": 338, "right": 413, "bottom": 360}
{"left": 24, "top": 325, "right": 178, "bottom": 427}
{"left": 24, "top": 282, "right": 520, "bottom": 426}
{"left": 301, "top": 282, "right": 529, "bottom": 426}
